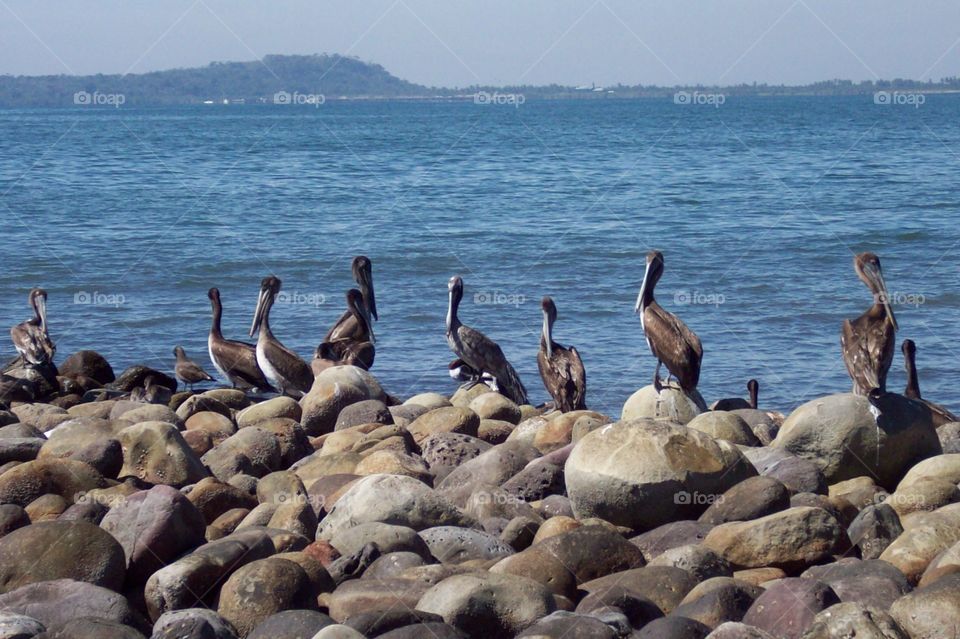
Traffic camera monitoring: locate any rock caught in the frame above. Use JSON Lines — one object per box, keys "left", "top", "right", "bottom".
{"left": 117, "top": 421, "right": 208, "bottom": 487}
{"left": 209, "top": 508, "right": 251, "bottom": 539}
{"left": 354, "top": 449, "right": 431, "bottom": 482}
{"left": 0, "top": 521, "right": 125, "bottom": 593}
{"left": 256, "top": 471, "right": 306, "bottom": 504}
{"left": 703, "top": 507, "right": 844, "bottom": 571}
{"left": 311, "top": 626, "right": 366, "bottom": 639}
{"left": 328, "top": 523, "right": 431, "bottom": 559}
{"left": 848, "top": 503, "right": 904, "bottom": 560}
{"left": 742, "top": 578, "right": 839, "bottom": 639}
{"left": 688, "top": 411, "right": 759, "bottom": 446}
{"left": 420, "top": 433, "right": 491, "bottom": 483}
{"left": 70, "top": 437, "right": 123, "bottom": 478}
{"left": 291, "top": 452, "right": 362, "bottom": 486}
{"left": 417, "top": 572, "right": 555, "bottom": 638}
{"left": 405, "top": 393, "right": 451, "bottom": 410}
{"left": 437, "top": 442, "right": 539, "bottom": 507}
{"left": 256, "top": 418, "right": 312, "bottom": 467}
{"left": 0, "top": 504, "right": 30, "bottom": 538}
{"left": 248, "top": 610, "right": 334, "bottom": 639}
{"left": 408, "top": 407, "right": 480, "bottom": 444}
{"left": 316, "top": 366, "right": 386, "bottom": 402}
{"left": 42, "top": 617, "right": 146, "bottom": 638}
{"left": 491, "top": 547, "right": 578, "bottom": 600}
{"left": 465, "top": 485, "right": 541, "bottom": 523}
{"left": 40, "top": 416, "right": 116, "bottom": 458}
{"left": 773, "top": 393, "right": 941, "bottom": 490}
{"left": 890, "top": 572, "right": 960, "bottom": 639}
{"left": 478, "top": 419, "right": 514, "bottom": 444}
{"left": 672, "top": 577, "right": 763, "bottom": 629}
{"left": 334, "top": 399, "right": 392, "bottom": 430}
{"left": 306, "top": 474, "right": 360, "bottom": 516}
{"left": 799, "top": 602, "right": 907, "bottom": 639}
{"left": 580, "top": 566, "right": 699, "bottom": 614}
{"left": 0, "top": 438, "right": 42, "bottom": 465}
{"left": 566, "top": 419, "right": 756, "bottom": 530}
{"left": 920, "top": 539, "right": 960, "bottom": 586}
{"left": 186, "top": 477, "right": 259, "bottom": 523}
{"left": 144, "top": 528, "right": 276, "bottom": 620}
{"left": 649, "top": 545, "right": 732, "bottom": 582}
{"left": 177, "top": 396, "right": 232, "bottom": 422}
{"left": 0, "top": 579, "right": 147, "bottom": 633}
{"left": 419, "top": 526, "right": 514, "bottom": 563}
{"left": 621, "top": 382, "right": 707, "bottom": 424}
{"left": 502, "top": 460, "right": 565, "bottom": 502}
{"left": 575, "top": 584, "right": 664, "bottom": 627}
{"left": 802, "top": 558, "right": 911, "bottom": 609}
{"left": 500, "top": 516, "right": 539, "bottom": 551}
{"left": 202, "top": 427, "right": 283, "bottom": 481}
{"left": 99, "top": 485, "right": 207, "bottom": 591}
{"left": 326, "top": 542, "right": 382, "bottom": 584}
{"left": 508, "top": 417, "right": 548, "bottom": 447}
{"left": 151, "top": 608, "right": 239, "bottom": 639}
{"left": 742, "top": 447, "right": 827, "bottom": 495}
{"left": 60, "top": 350, "right": 115, "bottom": 385}
{"left": 343, "top": 610, "right": 444, "bottom": 638}
{"left": 829, "top": 476, "right": 885, "bottom": 509}
{"left": 450, "top": 383, "right": 493, "bottom": 407}
{"left": 237, "top": 397, "right": 301, "bottom": 429}
{"left": 316, "top": 474, "right": 475, "bottom": 537}
{"left": 885, "top": 478, "right": 960, "bottom": 518}
{"left": 364, "top": 552, "right": 427, "bottom": 579}
{"left": 217, "top": 558, "right": 315, "bottom": 636}
{"left": 23, "top": 493, "right": 66, "bottom": 521}
{"left": 468, "top": 393, "right": 521, "bottom": 424}
{"left": 185, "top": 411, "right": 236, "bottom": 445}
{"left": 515, "top": 611, "right": 617, "bottom": 638}
{"left": 898, "top": 453, "right": 960, "bottom": 489}
{"left": 631, "top": 521, "right": 714, "bottom": 561}
{"left": 327, "top": 577, "right": 430, "bottom": 623}
{"left": 532, "top": 516, "right": 580, "bottom": 544}
{"left": 938, "top": 422, "right": 960, "bottom": 453}
{"left": 109, "top": 366, "right": 177, "bottom": 393}
{"left": 879, "top": 506, "right": 960, "bottom": 583}
{"left": 0, "top": 613, "right": 45, "bottom": 639}
{"left": 388, "top": 404, "right": 429, "bottom": 428}
{"left": 706, "top": 622, "right": 776, "bottom": 638}
{"left": 299, "top": 381, "right": 367, "bottom": 437}
{"left": 116, "top": 403, "right": 182, "bottom": 427}
{"left": 635, "top": 617, "right": 711, "bottom": 638}
{"left": 698, "top": 476, "right": 791, "bottom": 525}
{"left": 529, "top": 525, "right": 646, "bottom": 583}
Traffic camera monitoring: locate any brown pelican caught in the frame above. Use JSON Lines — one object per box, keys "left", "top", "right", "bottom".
{"left": 902, "top": 339, "right": 958, "bottom": 424}
{"left": 325, "top": 256, "right": 378, "bottom": 343}
{"left": 249, "top": 276, "right": 314, "bottom": 397}
{"left": 208, "top": 288, "right": 272, "bottom": 391}
{"left": 446, "top": 276, "right": 528, "bottom": 405}
{"left": 634, "top": 251, "right": 702, "bottom": 393}
{"left": 448, "top": 359, "right": 498, "bottom": 391}
{"left": 537, "top": 296, "right": 586, "bottom": 412}
{"left": 712, "top": 379, "right": 759, "bottom": 411}
{"left": 313, "top": 290, "right": 376, "bottom": 371}
{"left": 174, "top": 346, "right": 215, "bottom": 391}
{"left": 10, "top": 288, "right": 55, "bottom": 365}
{"left": 841, "top": 252, "right": 898, "bottom": 395}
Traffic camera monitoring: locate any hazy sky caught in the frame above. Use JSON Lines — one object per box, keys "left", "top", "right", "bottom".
{"left": 2, "top": 1, "right": 959, "bottom": 87}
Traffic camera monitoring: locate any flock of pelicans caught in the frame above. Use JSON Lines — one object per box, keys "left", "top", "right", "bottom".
{"left": 7, "top": 252, "right": 957, "bottom": 421}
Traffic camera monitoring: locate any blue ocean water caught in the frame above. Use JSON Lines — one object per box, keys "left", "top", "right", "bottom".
{"left": 0, "top": 96, "right": 958, "bottom": 416}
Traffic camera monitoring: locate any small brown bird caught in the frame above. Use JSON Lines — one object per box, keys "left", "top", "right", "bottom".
{"left": 174, "top": 346, "right": 215, "bottom": 391}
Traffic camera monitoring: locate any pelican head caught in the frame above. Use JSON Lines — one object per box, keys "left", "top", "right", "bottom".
{"left": 208, "top": 287, "right": 221, "bottom": 304}
{"left": 346, "top": 288, "right": 375, "bottom": 344}
{"left": 250, "top": 276, "right": 282, "bottom": 337}
{"left": 173, "top": 345, "right": 184, "bottom": 358}
{"left": 541, "top": 296, "right": 557, "bottom": 358}
{"left": 351, "top": 256, "right": 377, "bottom": 322}
{"left": 447, "top": 276, "right": 464, "bottom": 331}
{"left": 854, "top": 252, "right": 898, "bottom": 331}
{"left": 747, "top": 378, "right": 759, "bottom": 409}
{"left": 29, "top": 288, "right": 48, "bottom": 331}
{"left": 901, "top": 338, "right": 916, "bottom": 359}
{"left": 635, "top": 250, "right": 664, "bottom": 313}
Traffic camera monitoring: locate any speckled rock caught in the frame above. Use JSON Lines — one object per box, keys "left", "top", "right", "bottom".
{"left": 648, "top": 545, "right": 732, "bottom": 582}
{"left": 698, "top": 476, "right": 791, "bottom": 525}
{"left": 202, "top": 427, "right": 283, "bottom": 481}
{"left": 420, "top": 433, "right": 491, "bottom": 483}
{"left": 117, "top": 421, "right": 208, "bottom": 487}
{"left": 799, "top": 602, "right": 907, "bottom": 639}
{"left": 217, "top": 558, "right": 316, "bottom": 636}
{"left": 848, "top": 503, "right": 904, "bottom": 560}
{"left": 890, "top": 572, "right": 960, "bottom": 639}
{"left": 151, "top": 608, "right": 239, "bottom": 639}
{"left": 437, "top": 441, "right": 539, "bottom": 507}
{"left": 631, "top": 521, "right": 714, "bottom": 562}
{"left": 408, "top": 407, "right": 480, "bottom": 444}
{"left": 0, "top": 579, "right": 147, "bottom": 633}
{"left": 742, "top": 578, "right": 839, "bottom": 639}
{"left": 688, "top": 411, "right": 759, "bottom": 446}
{"left": 329, "top": 522, "right": 431, "bottom": 559}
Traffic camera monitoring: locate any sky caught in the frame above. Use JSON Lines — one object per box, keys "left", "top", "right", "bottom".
{"left": 2, "top": 0, "right": 959, "bottom": 87}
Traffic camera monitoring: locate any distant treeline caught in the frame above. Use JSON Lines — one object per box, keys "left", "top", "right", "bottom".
{"left": 1, "top": 54, "right": 959, "bottom": 107}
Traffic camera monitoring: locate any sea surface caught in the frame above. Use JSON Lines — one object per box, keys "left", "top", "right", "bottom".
{"left": 1, "top": 96, "right": 958, "bottom": 416}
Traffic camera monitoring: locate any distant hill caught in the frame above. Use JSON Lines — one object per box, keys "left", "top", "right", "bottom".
{"left": 1, "top": 54, "right": 959, "bottom": 107}
{"left": 0, "top": 54, "right": 432, "bottom": 107}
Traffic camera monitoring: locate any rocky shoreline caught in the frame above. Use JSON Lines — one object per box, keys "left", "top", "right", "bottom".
{"left": 0, "top": 351, "right": 959, "bottom": 638}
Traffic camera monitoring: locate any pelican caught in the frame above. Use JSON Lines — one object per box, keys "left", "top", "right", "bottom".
{"left": 712, "top": 379, "right": 759, "bottom": 411}
{"left": 841, "top": 253, "right": 898, "bottom": 395}
{"left": 448, "top": 359, "right": 498, "bottom": 391}
{"left": 446, "top": 276, "right": 528, "bottom": 405}
{"left": 634, "top": 251, "right": 703, "bottom": 393}
{"left": 325, "top": 256, "right": 378, "bottom": 343}
{"left": 174, "top": 346, "right": 215, "bottom": 391}
{"left": 537, "top": 296, "right": 586, "bottom": 412}
{"left": 313, "top": 289, "right": 375, "bottom": 371}
{"left": 208, "top": 288, "right": 272, "bottom": 391}
{"left": 902, "top": 339, "right": 958, "bottom": 424}
{"left": 249, "top": 276, "right": 314, "bottom": 397}
{"left": 11, "top": 288, "right": 55, "bottom": 365}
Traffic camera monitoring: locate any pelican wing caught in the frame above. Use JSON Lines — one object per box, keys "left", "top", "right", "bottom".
{"left": 261, "top": 339, "right": 314, "bottom": 396}
{"left": 644, "top": 304, "right": 702, "bottom": 391}
{"left": 457, "top": 324, "right": 527, "bottom": 405}
{"left": 538, "top": 341, "right": 587, "bottom": 412}
{"left": 210, "top": 337, "right": 271, "bottom": 389}
{"left": 325, "top": 310, "right": 362, "bottom": 342}
{"left": 10, "top": 322, "right": 55, "bottom": 365}
{"left": 841, "top": 314, "right": 895, "bottom": 395}
{"left": 321, "top": 338, "right": 375, "bottom": 370}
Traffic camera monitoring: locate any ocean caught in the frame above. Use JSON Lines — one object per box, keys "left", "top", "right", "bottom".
{"left": 1, "top": 95, "right": 957, "bottom": 416}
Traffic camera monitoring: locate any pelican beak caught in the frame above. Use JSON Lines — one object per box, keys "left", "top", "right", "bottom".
{"left": 37, "top": 295, "right": 49, "bottom": 335}
{"left": 360, "top": 267, "right": 378, "bottom": 322}
{"left": 635, "top": 259, "right": 653, "bottom": 313}
{"left": 363, "top": 306, "right": 376, "bottom": 345}
{"left": 542, "top": 310, "right": 553, "bottom": 358}
{"left": 869, "top": 264, "right": 899, "bottom": 331}
{"left": 250, "top": 288, "right": 267, "bottom": 337}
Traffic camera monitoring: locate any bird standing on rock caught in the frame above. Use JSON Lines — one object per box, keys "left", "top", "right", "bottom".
{"left": 11, "top": 288, "right": 55, "bottom": 365}
{"left": 634, "top": 251, "right": 703, "bottom": 393}
{"left": 537, "top": 296, "right": 587, "bottom": 412}
{"left": 841, "top": 252, "right": 898, "bottom": 396}
{"left": 207, "top": 287, "right": 272, "bottom": 391}
{"left": 249, "top": 276, "right": 314, "bottom": 397}
{"left": 174, "top": 346, "right": 215, "bottom": 391}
